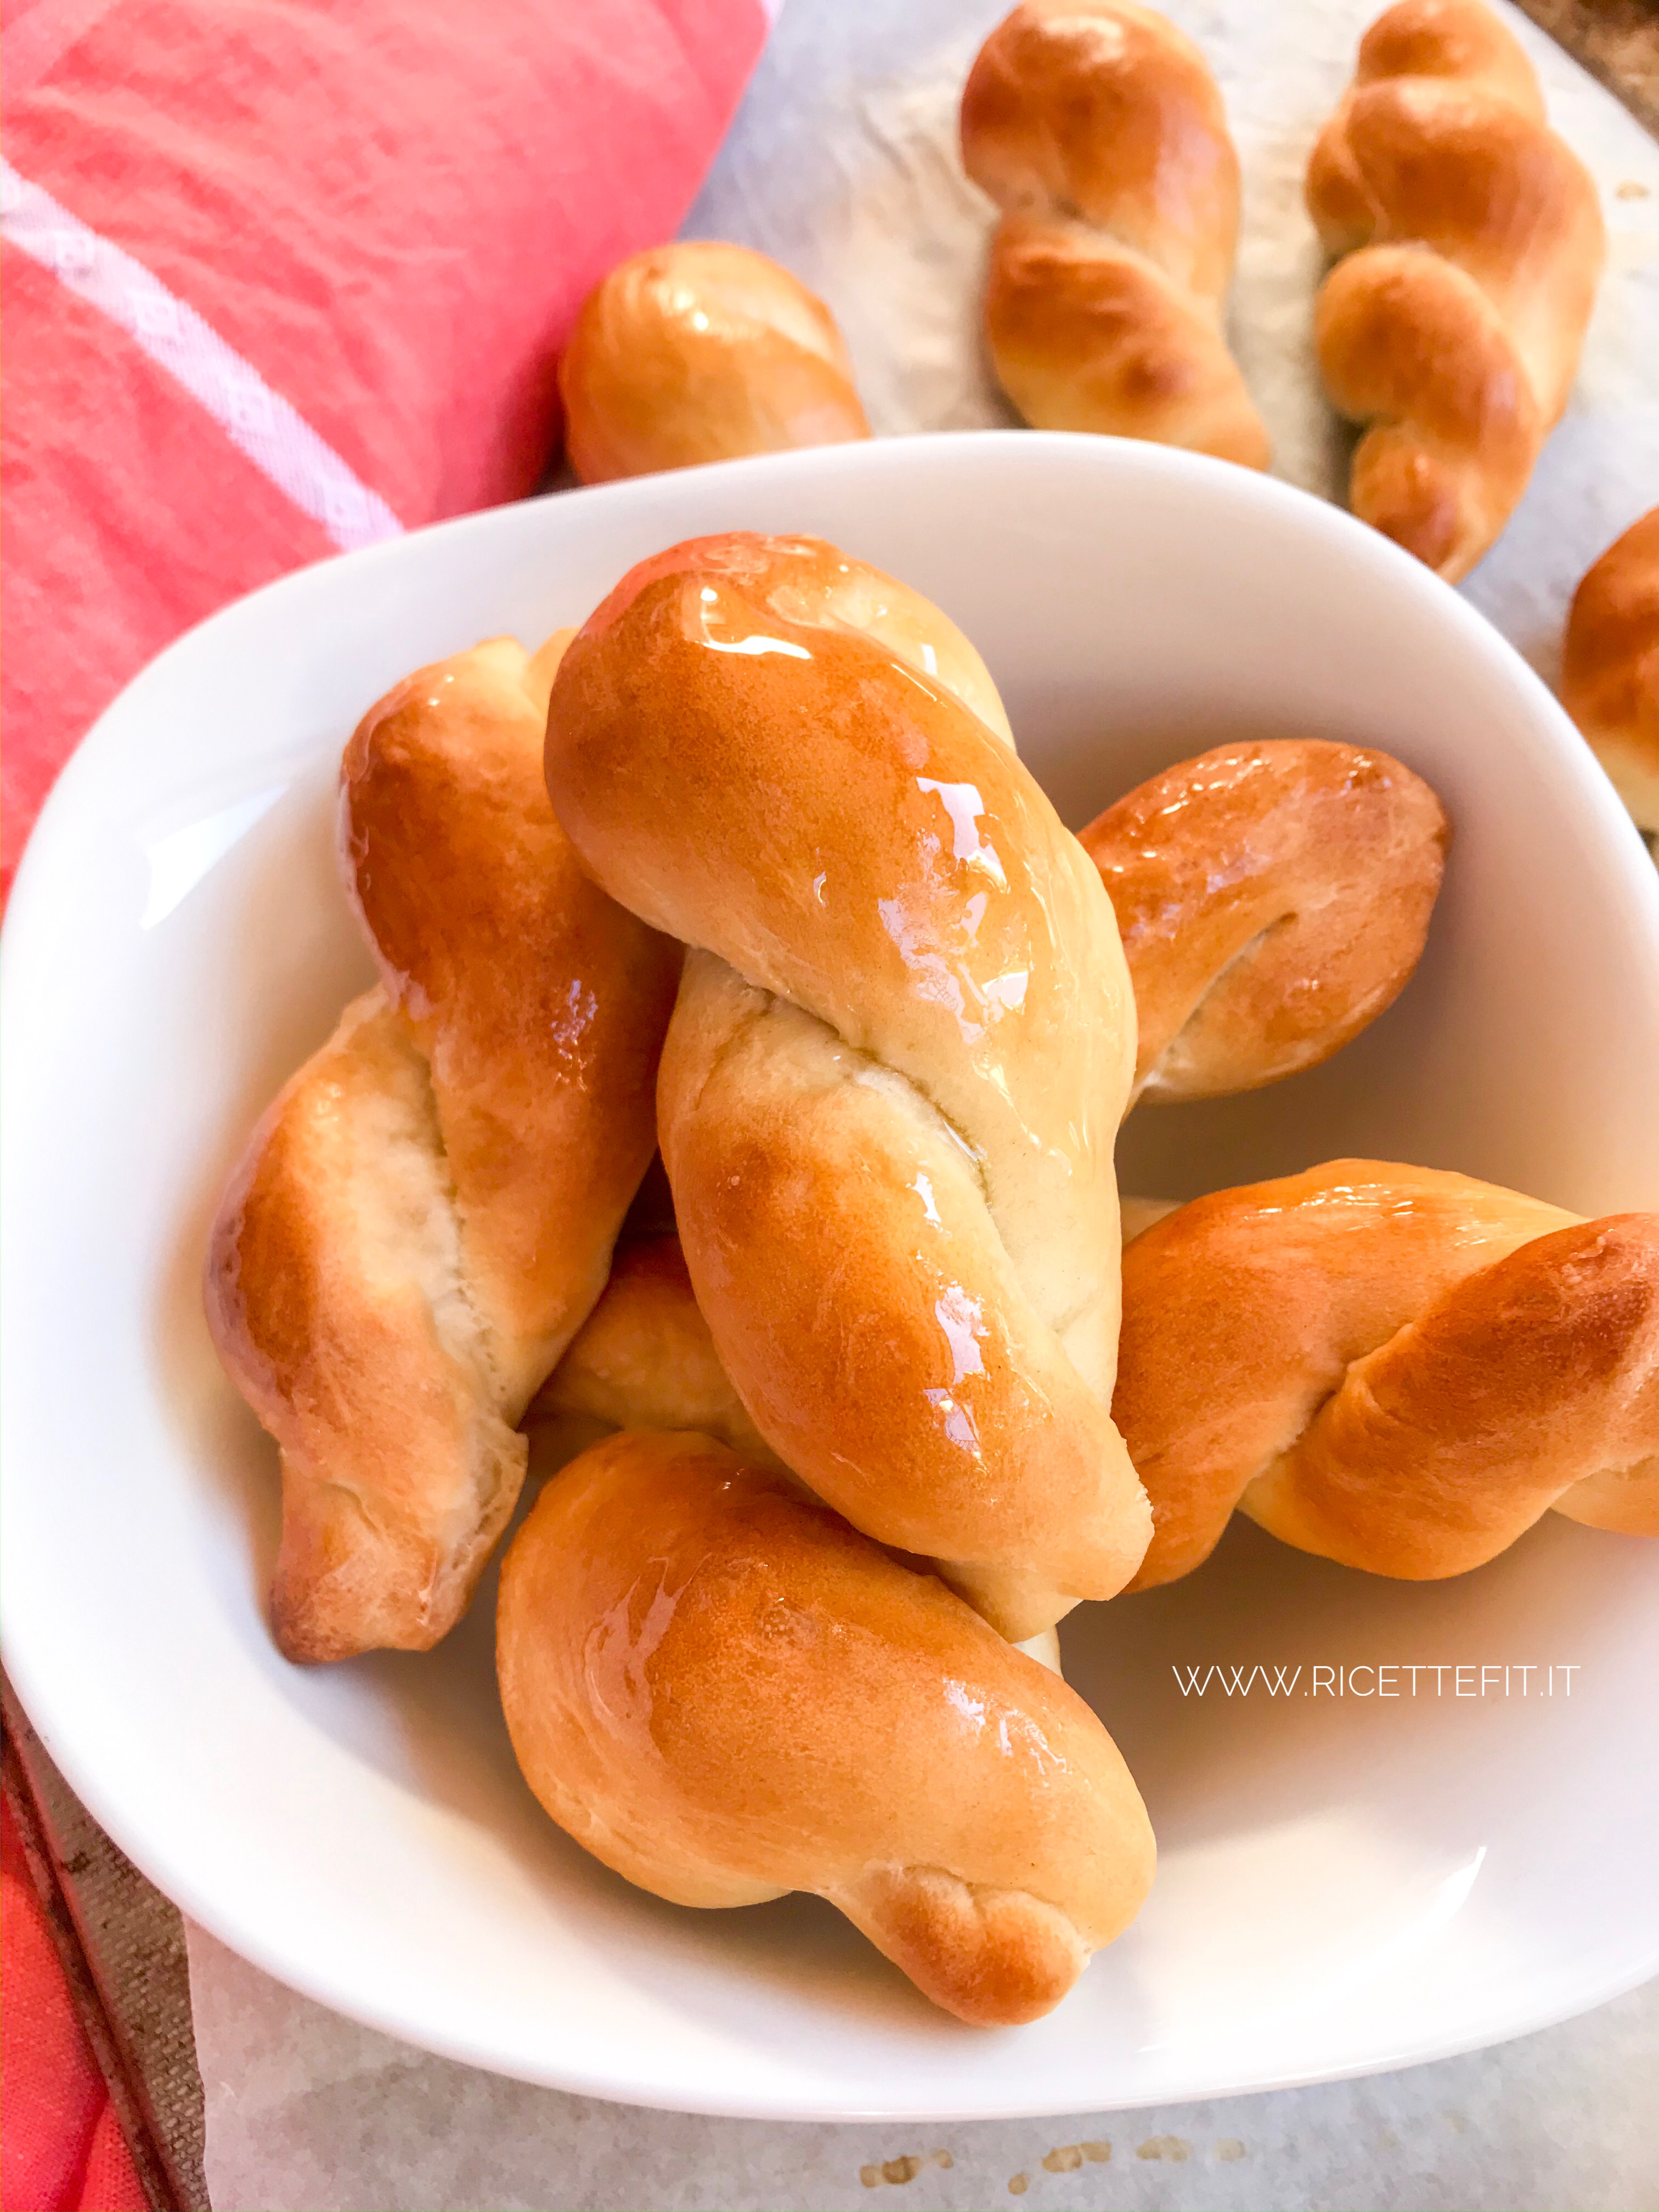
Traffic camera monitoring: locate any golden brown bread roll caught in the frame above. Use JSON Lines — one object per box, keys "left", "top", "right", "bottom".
{"left": 533, "top": 1215, "right": 1143, "bottom": 1448}
{"left": 546, "top": 532, "right": 1148, "bottom": 1643}
{"left": 960, "top": 1, "right": 1269, "bottom": 467}
{"left": 526, "top": 1261, "right": 1067, "bottom": 1675}
{"left": 1114, "top": 1161, "right": 1659, "bottom": 1589}
{"left": 205, "top": 636, "right": 680, "bottom": 1663}
{"left": 558, "top": 242, "right": 871, "bottom": 484}
{"left": 529, "top": 1233, "right": 779, "bottom": 1470}
{"left": 1306, "top": 0, "right": 1605, "bottom": 582}
{"left": 497, "top": 1430, "right": 1155, "bottom": 2025}
{"left": 1560, "top": 506, "right": 1659, "bottom": 834}
{"left": 1081, "top": 738, "right": 1450, "bottom": 1101}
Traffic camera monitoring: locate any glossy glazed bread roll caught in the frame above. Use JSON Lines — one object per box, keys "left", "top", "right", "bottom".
{"left": 529, "top": 1233, "right": 778, "bottom": 1469}
{"left": 1115, "top": 1161, "right": 1659, "bottom": 1588}
{"left": 1306, "top": 0, "right": 1605, "bottom": 582}
{"left": 558, "top": 242, "right": 871, "bottom": 484}
{"left": 546, "top": 533, "right": 1149, "bottom": 1642}
{"left": 1560, "top": 506, "right": 1659, "bottom": 833}
{"left": 526, "top": 1232, "right": 1063, "bottom": 1675}
{"left": 498, "top": 1430, "right": 1155, "bottom": 2025}
{"left": 534, "top": 1215, "right": 1150, "bottom": 1446}
{"left": 961, "top": 1, "right": 1269, "bottom": 467}
{"left": 205, "top": 637, "right": 680, "bottom": 1663}
{"left": 1082, "top": 738, "right": 1449, "bottom": 1101}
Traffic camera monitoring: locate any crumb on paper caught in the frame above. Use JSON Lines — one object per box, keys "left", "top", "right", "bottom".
{"left": 1137, "top": 2135, "right": 1191, "bottom": 2162}
{"left": 1216, "top": 2138, "right": 1248, "bottom": 2162}
{"left": 1039, "top": 2140, "right": 1111, "bottom": 2170}
{"left": 1616, "top": 179, "right": 1650, "bottom": 199}
{"left": 861, "top": 2151, "right": 952, "bottom": 2188}
{"left": 1008, "top": 2175, "right": 1029, "bottom": 2196}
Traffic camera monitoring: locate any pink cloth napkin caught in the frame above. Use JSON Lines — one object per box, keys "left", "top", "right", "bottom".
{"left": 1, "top": 1795, "right": 147, "bottom": 2211}
{"left": 1, "top": 0, "right": 770, "bottom": 892}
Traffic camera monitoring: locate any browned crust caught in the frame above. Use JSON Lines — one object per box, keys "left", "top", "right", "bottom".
{"left": 1113, "top": 1160, "right": 1657, "bottom": 1587}
{"left": 961, "top": 1, "right": 1269, "bottom": 466}
{"left": 545, "top": 533, "right": 1144, "bottom": 1640}
{"left": 1252, "top": 1215, "right": 1659, "bottom": 1573}
{"left": 205, "top": 640, "right": 680, "bottom": 1663}
{"left": 496, "top": 1430, "right": 1155, "bottom": 2025}
{"left": 1080, "top": 738, "right": 1449, "bottom": 1099}
{"left": 341, "top": 640, "right": 680, "bottom": 1372}
{"left": 205, "top": 996, "right": 528, "bottom": 1662}
{"left": 1306, "top": 0, "right": 1606, "bottom": 582}
{"left": 1560, "top": 505, "right": 1659, "bottom": 831}
{"left": 557, "top": 242, "right": 870, "bottom": 484}
{"left": 526, "top": 1233, "right": 776, "bottom": 1464}
{"left": 657, "top": 959, "right": 1150, "bottom": 1640}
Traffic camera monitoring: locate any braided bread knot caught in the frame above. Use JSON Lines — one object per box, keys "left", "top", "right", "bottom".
{"left": 1116, "top": 1161, "right": 1659, "bottom": 1588}
{"left": 1307, "top": 0, "right": 1605, "bottom": 582}
{"left": 546, "top": 533, "right": 1152, "bottom": 1641}
{"left": 961, "top": 0, "right": 1269, "bottom": 468}
{"left": 206, "top": 636, "right": 679, "bottom": 1662}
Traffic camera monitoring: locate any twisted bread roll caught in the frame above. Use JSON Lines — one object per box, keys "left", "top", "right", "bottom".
{"left": 1082, "top": 738, "right": 1449, "bottom": 1101}
{"left": 498, "top": 1430, "right": 1154, "bottom": 2025}
{"left": 558, "top": 242, "right": 871, "bottom": 484}
{"left": 529, "top": 1234, "right": 778, "bottom": 1470}
{"left": 205, "top": 637, "right": 680, "bottom": 1662}
{"left": 546, "top": 533, "right": 1148, "bottom": 1641}
{"left": 961, "top": 1, "right": 1269, "bottom": 467}
{"left": 1115, "top": 1161, "right": 1659, "bottom": 1589}
{"left": 1560, "top": 506, "right": 1659, "bottom": 833}
{"left": 1306, "top": 0, "right": 1605, "bottom": 582}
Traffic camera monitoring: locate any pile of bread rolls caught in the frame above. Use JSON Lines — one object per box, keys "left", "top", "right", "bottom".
{"left": 200, "top": 0, "right": 1659, "bottom": 2041}
{"left": 560, "top": 0, "right": 1658, "bottom": 844}
{"left": 207, "top": 520, "right": 1658, "bottom": 2027}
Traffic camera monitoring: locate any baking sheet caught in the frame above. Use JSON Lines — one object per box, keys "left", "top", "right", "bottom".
{"left": 188, "top": 2, "right": 1659, "bottom": 2205}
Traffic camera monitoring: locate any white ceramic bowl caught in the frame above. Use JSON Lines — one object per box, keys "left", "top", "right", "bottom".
{"left": 4, "top": 434, "right": 1657, "bottom": 2121}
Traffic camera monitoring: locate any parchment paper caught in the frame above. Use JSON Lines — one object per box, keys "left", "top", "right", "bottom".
{"left": 188, "top": 4, "right": 1659, "bottom": 2205}
{"left": 188, "top": 1916, "right": 1656, "bottom": 2212}
{"left": 687, "top": 0, "right": 1659, "bottom": 682}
